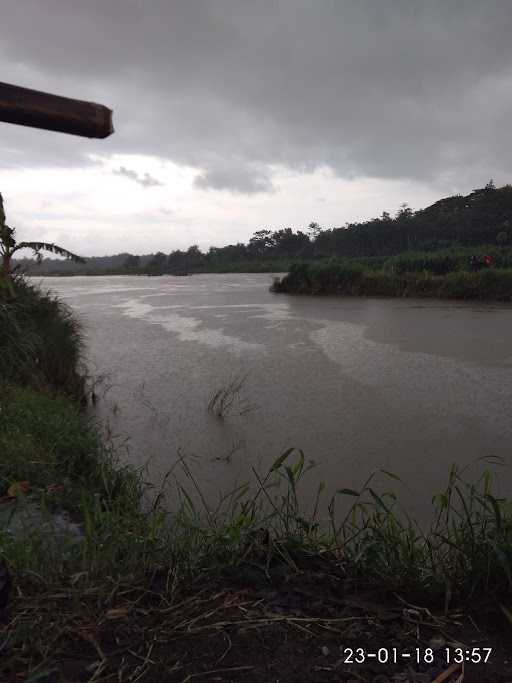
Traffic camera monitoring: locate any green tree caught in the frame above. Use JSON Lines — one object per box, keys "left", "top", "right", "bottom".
{"left": 272, "top": 228, "right": 310, "bottom": 257}
{"left": 168, "top": 249, "right": 186, "bottom": 272}
{"left": 308, "top": 221, "right": 322, "bottom": 239}
{"left": 395, "top": 203, "right": 414, "bottom": 220}
{"left": 0, "top": 192, "right": 84, "bottom": 293}
{"left": 185, "top": 245, "right": 204, "bottom": 269}
{"left": 123, "top": 254, "right": 141, "bottom": 269}
{"left": 248, "top": 229, "right": 274, "bottom": 258}
{"left": 147, "top": 251, "right": 167, "bottom": 272}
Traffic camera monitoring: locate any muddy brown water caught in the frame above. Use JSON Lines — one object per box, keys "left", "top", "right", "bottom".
{"left": 35, "top": 273, "right": 512, "bottom": 521}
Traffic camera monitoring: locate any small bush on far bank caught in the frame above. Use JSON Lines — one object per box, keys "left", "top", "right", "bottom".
{"left": 272, "top": 258, "right": 512, "bottom": 301}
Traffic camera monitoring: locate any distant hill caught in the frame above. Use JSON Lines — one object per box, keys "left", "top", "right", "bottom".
{"left": 15, "top": 182, "right": 512, "bottom": 274}
{"left": 312, "top": 182, "right": 512, "bottom": 259}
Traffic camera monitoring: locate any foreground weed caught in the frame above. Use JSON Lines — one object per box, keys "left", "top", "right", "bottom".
{"left": 2, "top": 432, "right": 511, "bottom": 603}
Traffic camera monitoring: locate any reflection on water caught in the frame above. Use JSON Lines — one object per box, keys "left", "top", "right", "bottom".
{"left": 37, "top": 274, "right": 512, "bottom": 520}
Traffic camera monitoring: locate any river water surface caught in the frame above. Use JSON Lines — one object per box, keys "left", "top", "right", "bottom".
{"left": 38, "top": 273, "right": 512, "bottom": 519}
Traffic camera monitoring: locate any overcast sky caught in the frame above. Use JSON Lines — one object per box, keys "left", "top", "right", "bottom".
{"left": 1, "top": 1, "right": 511, "bottom": 256}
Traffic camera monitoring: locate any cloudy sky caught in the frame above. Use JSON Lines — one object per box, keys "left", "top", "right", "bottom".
{"left": 1, "top": 1, "right": 511, "bottom": 256}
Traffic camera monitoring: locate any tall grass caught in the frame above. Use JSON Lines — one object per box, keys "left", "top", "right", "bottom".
{"left": 166, "top": 450, "right": 512, "bottom": 605}
{"left": 4, "top": 388, "right": 510, "bottom": 606}
{"left": 0, "top": 275, "right": 85, "bottom": 396}
{"left": 326, "top": 457, "right": 512, "bottom": 602}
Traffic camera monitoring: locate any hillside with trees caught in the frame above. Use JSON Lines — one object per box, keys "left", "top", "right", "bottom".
{"left": 15, "top": 181, "right": 512, "bottom": 275}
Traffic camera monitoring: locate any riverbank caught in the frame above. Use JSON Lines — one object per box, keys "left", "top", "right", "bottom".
{"left": 2, "top": 386, "right": 512, "bottom": 681}
{"left": 2, "top": 392, "right": 512, "bottom": 681}
{"left": 1, "top": 277, "right": 512, "bottom": 681}
{"left": 272, "top": 260, "right": 512, "bottom": 301}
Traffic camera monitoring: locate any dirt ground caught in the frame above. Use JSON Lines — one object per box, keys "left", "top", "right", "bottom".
{"left": 1, "top": 566, "right": 511, "bottom": 682}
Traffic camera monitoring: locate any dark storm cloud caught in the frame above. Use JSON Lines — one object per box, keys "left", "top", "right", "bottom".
{"left": 2, "top": 1, "right": 512, "bottom": 190}
{"left": 113, "top": 166, "right": 163, "bottom": 187}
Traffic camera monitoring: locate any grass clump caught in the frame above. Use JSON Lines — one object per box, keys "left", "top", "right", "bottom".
{"left": 207, "top": 373, "right": 256, "bottom": 419}
{"left": 328, "top": 459, "right": 512, "bottom": 603}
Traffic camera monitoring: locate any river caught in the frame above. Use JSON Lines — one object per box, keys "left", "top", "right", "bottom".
{"left": 36, "top": 273, "right": 512, "bottom": 520}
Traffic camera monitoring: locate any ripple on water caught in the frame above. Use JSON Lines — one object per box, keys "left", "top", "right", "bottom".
{"left": 116, "top": 299, "right": 265, "bottom": 353}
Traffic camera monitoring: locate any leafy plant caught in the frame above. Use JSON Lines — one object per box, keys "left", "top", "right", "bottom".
{"left": 0, "top": 192, "right": 85, "bottom": 290}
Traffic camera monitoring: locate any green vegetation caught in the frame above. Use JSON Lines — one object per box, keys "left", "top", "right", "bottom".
{"left": 1, "top": 386, "right": 100, "bottom": 501}
{"left": 0, "top": 383, "right": 160, "bottom": 581}
{"left": 14, "top": 181, "right": 512, "bottom": 278}
{"left": 272, "top": 255, "right": 512, "bottom": 300}
{"left": 1, "top": 192, "right": 84, "bottom": 289}
{"left": 3, "top": 416, "right": 512, "bottom": 601}
{"left": 0, "top": 276, "right": 85, "bottom": 396}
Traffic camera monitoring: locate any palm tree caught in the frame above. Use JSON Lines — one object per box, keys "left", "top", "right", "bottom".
{"left": 0, "top": 192, "right": 85, "bottom": 288}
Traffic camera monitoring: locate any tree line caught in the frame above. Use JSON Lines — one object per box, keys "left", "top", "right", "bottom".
{"left": 14, "top": 181, "right": 512, "bottom": 275}
{"left": 133, "top": 181, "right": 512, "bottom": 274}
